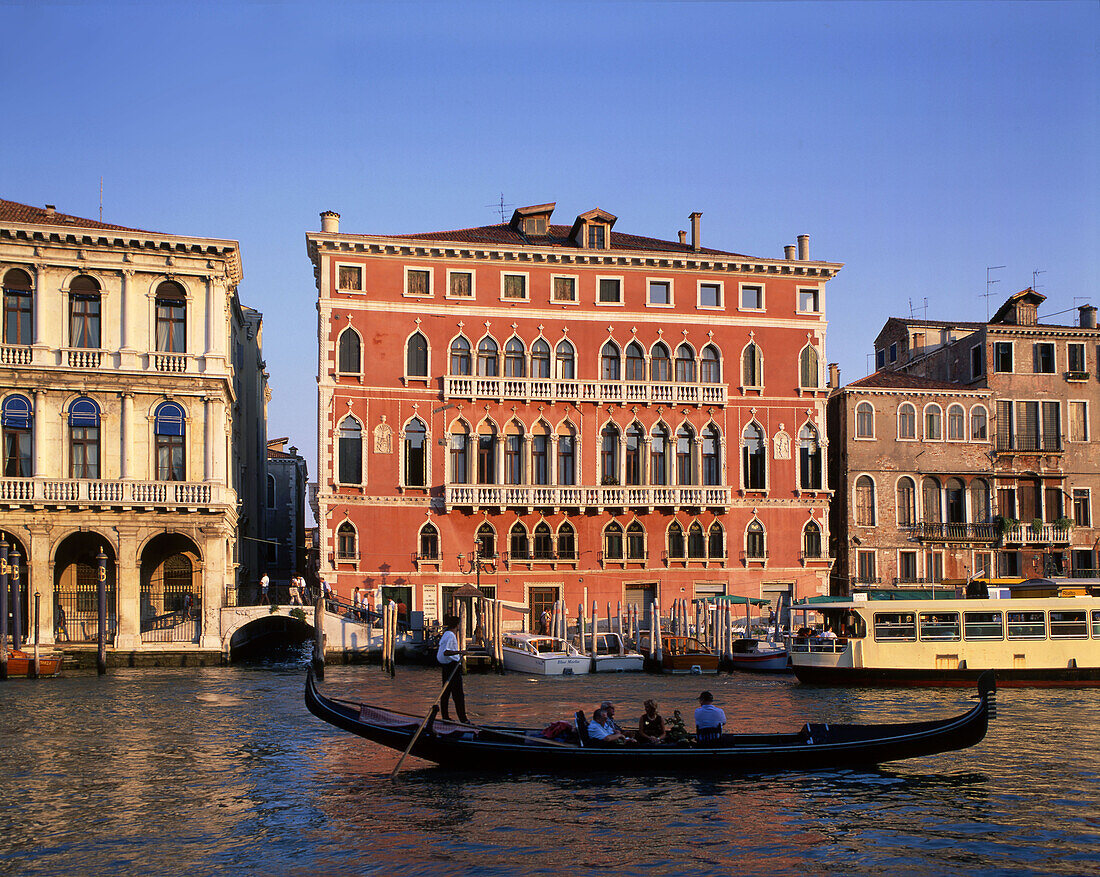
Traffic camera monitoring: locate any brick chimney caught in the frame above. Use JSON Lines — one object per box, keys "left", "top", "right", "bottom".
{"left": 784, "top": 244, "right": 796, "bottom": 260}
{"left": 797, "top": 234, "right": 809, "bottom": 260}
{"left": 678, "top": 230, "right": 687, "bottom": 245}
{"left": 689, "top": 212, "right": 702, "bottom": 252}
{"left": 828, "top": 362, "right": 840, "bottom": 388}
{"left": 45, "top": 204, "right": 56, "bottom": 216}
{"left": 1079, "top": 305, "right": 1097, "bottom": 329}
{"left": 320, "top": 211, "right": 340, "bottom": 233}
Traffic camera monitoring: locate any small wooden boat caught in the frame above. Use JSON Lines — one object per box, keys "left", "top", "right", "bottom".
{"left": 3, "top": 650, "right": 63, "bottom": 678}
{"left": 729, "top": 638, "right": 790, "bottom": 673}
{"left": 305, "top": 668, "right": 996, "bottom": 772}
{"left": 571, "top": 632, "right": 645, "bottom": 673}
{"left": 501, "top": 633, "right": 591, "bottom": 675}
{"left": 661, "top": 634, "right": 720, "bottom": 674}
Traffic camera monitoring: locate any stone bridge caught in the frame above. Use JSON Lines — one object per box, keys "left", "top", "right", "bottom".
{"left": 219, "top": 604, "right": 384, "bottom": 659}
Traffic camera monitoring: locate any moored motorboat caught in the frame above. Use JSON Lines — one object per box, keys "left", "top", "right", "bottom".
{"left": 2, "top": 649, "right": 63, "bottom": 677}
{"left": 304, "top": 667, "right": 996, "bottom": 772}
{"left": 572, "top": 632, "right": 645, "bottom": 672}
{"left": 728, "top": 638, "right": 789, "bottom": 673}
{"left": 661, "top": 634, "right": 720, "bottom": 674}
{"left": 501, "top": 633, "right": 591, "bottom": 676}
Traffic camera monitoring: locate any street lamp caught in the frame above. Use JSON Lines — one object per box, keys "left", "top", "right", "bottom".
{"left": 457, "top": 538, "right": 496, "bottom": 591}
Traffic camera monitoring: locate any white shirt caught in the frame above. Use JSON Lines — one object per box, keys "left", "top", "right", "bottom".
{"left": 437, "top": 629, "right": 460, "bottom": 665}
{"left": 694, "top": 703, "right": 726, "bottom": 731}
{"left": 588, "top": 719, "right": 617, "bottom": 740}
{"left": 260, "top": 575, "right": 269, "bottom": 589}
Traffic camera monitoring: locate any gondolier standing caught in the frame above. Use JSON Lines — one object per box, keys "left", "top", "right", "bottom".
{"left": 437, "top": 614, "right": 469, "bottom": 724}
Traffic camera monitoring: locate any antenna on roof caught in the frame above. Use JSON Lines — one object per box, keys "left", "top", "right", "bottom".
{"left": 908, "top": 297, "right": 928, "bottom": 319}
{"left": 1032, "top": 269, "right": 1045, "bottom": 291}
{"left": 99, "top": 176, "right": 103, "bottom": 222}
{"left": 484, "top": 193, "right": 514, "bottom": 223}
{"left": 982, "top": 266, "right": 1006, "bottom": 319}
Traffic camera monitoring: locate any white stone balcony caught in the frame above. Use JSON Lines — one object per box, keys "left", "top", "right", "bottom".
{"left": 1002, "top": 522, "right": 1072, "bottom": 545}
{"left": 444, "top": 483, "right": 731, "bottom": 511}
{"left": 0, "top": 477, "right": 235, "bottom": 511}
{"left": 443, "top": 375, "right": 727, "bottom": 406}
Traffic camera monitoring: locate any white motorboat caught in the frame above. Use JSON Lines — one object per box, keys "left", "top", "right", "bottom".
{"left": 573, "top": 632, "right": 646, "bottom": 672}
{"left": 728, "top": 638, "right": 790, "bottom": 673}
{"left": 502, "top": 633, "right": 591, "bottom": 676}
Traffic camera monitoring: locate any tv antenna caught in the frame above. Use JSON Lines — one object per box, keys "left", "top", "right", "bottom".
{"left": 1032, "top": 269, "right": 1046, "bottom": 291}
{"left": 981, "top": 265, "right": 1006, "bottom": 319}
{"left": 485, "top": 193, "right": 514, "bottom": 223}
{"left": 99, "top": 176, "right": 103, "bottom": 221}
{"left": 909, "top": 297, "right": 928, "bottom": 319}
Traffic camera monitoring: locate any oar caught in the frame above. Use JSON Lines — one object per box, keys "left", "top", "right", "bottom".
{"left": 391, "top": 661, "right": 463, "bottom": 777}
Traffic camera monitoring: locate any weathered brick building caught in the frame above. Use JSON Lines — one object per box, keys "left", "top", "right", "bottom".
{"left": 307, "top": 203, "right": 843, "bottom": 625}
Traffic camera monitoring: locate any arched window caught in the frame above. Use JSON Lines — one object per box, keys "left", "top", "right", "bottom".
{"left": 477, "top": 422, "right": 497, "bottom": 483}
{"left": 675, "top": 344, "right": 696, "bottom": 382}
{"left": 897, "top": 477, "right": 916, "bottom": 526}
{"left": 676, "top": 425, "right": 696, "bottom": 485}
{"left": 531, "top": 421, "right": 550, "bottom": 486}
{"left": 708, "top": 522, "right": 724, "bottom": 558}
{"left": 555, "top": 340, "right": 575, "bottom": 379}
{"left": 69, "top": 397, "right": 101, "bottom": 479}
{"left": 603, "top": 522, "right": 624, "bottom": 560}
{"left": 924, "top": 404, "right": 943, "bottom": 440}
{"left": 337, "top": 417, "right": 362, "bottom": 484}
{"left": 533, "top": 522, "right": 553, "bottom": 559}
{"left": 742, "top": 423, "right": 766, "bottom": 490}
{"left": 856, "top": 402, "right": 874, "bottom": 438}
{"left": 650, "top": 342, "right": 671, "bottom": 382}
{"left": 922, "top": 476, "right": 942, "bottom": 523}
{"left": 667, "top": 521, "right": 685, "bottom": 558}
{"left": 476, "top": 523, "right": 496, "bottom": 558}
{"left": 2, "top": 394, "right": 33, "bottom": 476}
{"left": 69, "top": 275, "right": 101, "bottom": 349}
{"left": 503, "top": 422, "right": 524, "bottom": 485}
{"left": 336, "top": 522, "right": 357, "bottom": 559}
{"left": 557, "top": 522, "right": 576, "bottom": 560}
{"left": 946, "top": 477, "right": 966, "bottom": 523}
{"left": 155, "top": 281, "right": 186, "bottom": 353}
{"left": 854, "top": 475, "right": 876, "bottom": 526}
{"left": 531, "top": 339, "right": 551, "bottom": 378}
{"left": 2, "top": 269, "right": 33, "bottom": 345}
{"left": 557, "top": 423, "right": 576, "bottom": 485}
{"left": 687, "top": 521, "right": 705, "bottom": 558}
{"left": 504, "top": 338, "right": 526, "bottom": 378}
{"left": 971, "top": 406, "right": 988, "bottom": 441}
{"left": 702, "top": 425, "right": 721, "bottom": 486}
{"left": 601, "top": 423, "right": 620, "bottom": 484}
{"left": 406, "top": 332, "right": 428, "bottom": 377}
{"left": 898, "top": 403, "right": 917, "bottom": 440}
{"left": 971, "top": 478, "right": 991, "bottom": 523}
{"left": 338, "top": 329, "right": 361, "bottom": 374}
{"left": 404, "top": 418, "right": 427, "bottom": 487}
{"left": 650, "top": 423, "right": 669, "bottom": 486}
{"left": 449, "top": 336, "right": 471, "bottom": 375}
{"left": 625, "top": 424, "right": 645, "bottom": 486}
{"left": 625, "top": 342, "right": 645, "bottom": 381}
{"left": 510, "top": 522, "right": 529, "bottom": 560}
{"left": 746, "top": 520, "right": 766, "bottom": 559}
{"left": 947, "top": 404, "right": 965, "bottom": 441}
{"left": 154, "top": 402, "right": 186, "bottom": 481}
{"left": 449, "top": 422, "right": 469, "bottom": 484}
{"left": 799, "top": 346, "right": 820, "bottom": 388}
{"left": 742, "top": 343, "right": 762, "bottom": 387}
{"left": 477, "top": 337, "right": 499, "bottom": 377}
{"left": 626, "top": 521, "right": 645, "bottom": 560}
{"left": 267, "top": 473, "right": 276, "bottom": 509}
{"left": 601, "top": 341, "right": 620, "bottom": 380}
{"left": 799, "top": 424, "right": 822, "bottom": 490}
{"left": 419, "top": 522, "right": 439, "bottom": 560}
{"left": 701, "top": 344, "right": 721, "bottom": 383}
{"left": 802, "top": 521, "right": 822, "bottom": 558}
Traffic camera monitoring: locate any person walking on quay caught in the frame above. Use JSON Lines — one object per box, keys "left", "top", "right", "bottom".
{"left": 260, "top": 573, "right": 269, "bottom": 605}
{"left": 290, "top": 576, "right": 304, "bottom": 605}
{"left": 436, "top": 614, "right": 469, "bottom": 724}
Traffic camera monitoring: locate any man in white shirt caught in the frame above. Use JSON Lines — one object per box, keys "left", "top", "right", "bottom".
{"left": 259, "top": 574, "right": 269, "bottom": 605}
{"left": 436, "top": 614, "right": 469, "bottom": 723}
{"left": 693, "top": 691, "right": 726, "bottom": 739}
{"left": 587, "top": 708, "right": 626, "bottom": 743}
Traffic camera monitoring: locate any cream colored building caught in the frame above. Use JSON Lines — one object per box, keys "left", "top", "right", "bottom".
{"left": 0, "top": 198, "right": 267, "bottom": 655}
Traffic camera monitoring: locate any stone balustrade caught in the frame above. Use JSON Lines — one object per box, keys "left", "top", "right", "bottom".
{"left": 444, "top": 375, "right": 727, "bottom": 406}
{"left": 444, "top": 483, "right": 730, "bottom": 510}
{"left": 0, "top": 477, "right": 233, "bottom": 509}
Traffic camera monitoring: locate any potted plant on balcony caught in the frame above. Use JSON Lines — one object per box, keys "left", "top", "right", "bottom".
{"left": 1030, "top": 517, "right": 1044, "bottom": 535}
{"left": 997, "top": 516, "right": 1018, "bottom": 535}
{"left": 601, "top": 474, "right": 619, "bottom": 486}
{"left": 1054, "top": 516, "right": 1073, "bottom": 532}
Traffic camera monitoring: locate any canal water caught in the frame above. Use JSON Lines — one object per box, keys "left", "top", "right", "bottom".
{"left": 1, "top": 656, "right": 1097, "bottom": 876}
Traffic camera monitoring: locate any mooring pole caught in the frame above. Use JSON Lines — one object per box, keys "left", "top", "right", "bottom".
{"left": 10, "top": 547, "right": 22, "bottom": 652}
{"left": 95, "top": 548, "right": 107, "bottom": 675}
{"left": 31, "top": 592, "right": 40, "bottom": 679}
{"left": 313, "top": 595, "right": 325, "bottom": 679}
{"left": 0, "top": 540, "right": 8, "bottom": 681}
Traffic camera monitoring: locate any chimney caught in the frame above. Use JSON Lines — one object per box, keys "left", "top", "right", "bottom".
{"left": 784, "top": 244, "right": 796, "bottom": 260}
{"left": 45, "top": 204, "right": 56, "bottom": 216}
{"left": 689, "top": 212, "right": 702, "bottom": 252}
{"left": 1080, "top": 305, "right": 1097, "bottom": 329}
{"left": 828, "top": 362, "right": 840, "bottom": 388}
{"left": 320, "top": 210, "right": 341, "bottom": 233}
{"left": 678, "top": 230, "right": 687, "bottom": 246}
{"left": 797, "top": 234, "right": 809, "bottom": 261}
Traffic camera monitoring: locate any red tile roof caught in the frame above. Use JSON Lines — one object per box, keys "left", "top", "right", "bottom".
{"left": 0, "top": 198, "right": 153, "bottom": 233}
{"left": 847, "top": 371, "right": 983, "bottom": 391}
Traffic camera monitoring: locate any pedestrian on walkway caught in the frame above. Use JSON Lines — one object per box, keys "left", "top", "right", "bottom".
{"left": 260, "top": 573, "right": 269, "bottom": 605}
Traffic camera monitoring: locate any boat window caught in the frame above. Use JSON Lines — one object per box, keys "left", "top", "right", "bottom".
{"left": 963, "top": 611, "right": 1003, "bottom": 640}
{"left": 1093, "top": 610, "right": 1100, "bottom": 639}
{"left": 919, "top": 612, "right": 960, "bottom": 641}
{"left": 1049, "top": 610, "right": 1088, "bottom": 639}
{"left": 873, "top": 612, "right": 916, "bottom": 641}
{"left": 1007, "top": 611, "right": 1046, "bottom": 640}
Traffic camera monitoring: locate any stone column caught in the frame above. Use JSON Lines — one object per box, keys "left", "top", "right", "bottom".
{"left": 200, "top": 525, "right": 226, "bottom": 650}
{"left": 32, "top": 388, "right": 48, "bottom": 477}
{"left": 205, "top": 278, "right": 215, "bottom": 356}
{"left": 113, "top": 526, "right": 140, "bottom": 650}
{"left": 32, "top": 264, "right": 47, "bottom": 359}
{"left": 119, "top": 393, "right": 132, "bottom": 480}
{"left": 213, "top": 399, "right": 226, "bottom": 483}
{"left": 27, "top": 524, "right": 54, "bottom": 646}
{"left": 203, "top": 397, "right": 214, "bottom": 482}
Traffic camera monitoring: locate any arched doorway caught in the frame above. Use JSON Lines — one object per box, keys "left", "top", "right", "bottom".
{"left": 54, "top": 532, "right": 117, "bottom": 644}
{"left": 140, "top": 533, "right": 202, "bottom": 644}
{"left": 0, "top": 530, "right": 29, "bottom": 647}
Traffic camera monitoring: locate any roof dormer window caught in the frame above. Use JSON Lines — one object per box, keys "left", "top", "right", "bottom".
{"left": 524, "top": 216, "right": 547, "bottom": 236}
{"left": 587, "top": 224, "right": 606, "bottom": 249}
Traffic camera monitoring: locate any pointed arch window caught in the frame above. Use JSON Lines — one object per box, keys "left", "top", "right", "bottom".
{"left": 701, "top": 344, "right": 721, "bottom": 383}
{"left": 799, "top": 345, "right": 820, "bottom": 388}
{"left": 419, "top": 522, "right": 439, "bottom": 560}
{"left": 406, "top": 332, "right": 428, "bottom": 377}
{"left": 449, "top": 336, "right": 471, "bottom": 375}
{"left": 625, "top": 424, "right": 645, "bottom": 486}
{"left": 650, "top": 343, "right": 671, "bottom": 382}
{"left": 802, "top": 521, "right": 822, "bottom": 559}
{"left": 504, "top": 423, "right": 524, "bottom": 485}
{"left": 601, "top": 341, "right": 620, "bottom": 380}
{"left": 510, "top": 523, "right": 529, "bottom": 560}
{"left": 667, "top": 521, "right": 685, "bottom": 558}
{"left": 946, "top": 477, "right": 966, "bottom": 523}
{"left": 404, "top": 418, "right": 427, "bottom": 487}
{"left": 676, "top": 425, "right": 696, "bottom": 485}
{"left": 601, "top": 423, "right": 620, "bottom": 484}
{"left": 742, "top": 423, "right": 766, "bottom": 490}
{"left": 557, "top": 522, "right": 576, "bottom": 560}
{"left": 897, "top": 477, "right": 916, "bottom": 526}
{"left": 337, "top": 417, "right": 362, "bottom": 484}
{"left": 338, "top": 329, "right": 361, "bottom": 374}
{"left": 267, "top": 473, "right": 276, "bottom": 509}
{"left": 69, "top": 275, "right": 101, "bottom": 349}
{"left": 625, "top": 342, "right": 645, "bottom": 381}
{"left": 799, "top": 424, "right": 822, "bottom": 490}
{"left": 555, "top": 340, "right": 575, "bottom": 379}
{"left": 449, "top": 423, "right": 469, "bottom": 484}
{"left": 702, "top": 425, "right": 721, "bottom": 486}
{"left": 650, "top": 424, "right": 669, "bottom": 486}
{"left": 154, "top": 401, "right": 186, "bottom": 481}
{"left": 971, "top": 478, "right": 991, "bottom": 523}
{"left": 708, "top": 522, "right": 725, "bottom": 559}
{"left": 742, "top": 343, "right": 761, "bottom": 387}
{"left": 746, "top": 520, "right": 766, "bottom": 559}
{"left": 675, "top": 344, "right": 696, "bottom": 382}
{"left": 533, "top": 522, "right": 553, "bottom": 559}
{"left": 531, "top": 423, "right": 550, "bottom": 485}
{"left": 477, "top": 337, "right": 499, "bottom": 377}
{"left": 531, "top": 339, "right": 551, "bottom": 378}
{"left": 2, "top": 394, "right": 33, "bottom": 476}
{"left": 898, "top": 403, "right": 917, "bottom": 440}
{"left": 504, "top": 338, "right": 526, "bottom": 378}
{"left": 69, "top": 397, "right": 101, "bottom": 479}
{"left": 626, "top": 521, "right": 645, "bottom": 560}
{"left": 603, "top": 522, "right": 624, "bottom": 560}
{"left": 476, "top": 523, "right": 496, "bottom": 558}
{"left": 854, "top": 475, "right": 876, "bottom": 526}
{"left": 557, "top": 425, "right": 576, "bottom": 485}
{"left": 922, "top": 476, "right": 942, "bottom": 523}
{"left": 155, "top": 281, "right": 186, "bottom": 353}
{"left": 687, "top": 521, "right": 705, "bottom": 558}
{"left": 477, "top": 423, "right": 498, "bottom": 484}
{"left": 336, "top": 522, "right": 357, "bottom": 559}
{"left": 2, "top": 268, "right": 33, "bottom": 345}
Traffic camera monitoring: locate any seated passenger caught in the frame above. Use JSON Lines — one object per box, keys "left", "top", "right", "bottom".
{"left": 588, "top": 708, "right": 627, "bottom": 743}
{"left": 637, "top": 699, "right": 667, "bottom": 744}
{"left": 694, "top": 691, "right": 726, "bottom": 741}
{"left": 598, "top": 701, "right": 635, "bottom": 739}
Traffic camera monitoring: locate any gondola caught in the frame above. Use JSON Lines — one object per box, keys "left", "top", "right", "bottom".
{"left": 304, "top": 668, "right": 996, "bottom": 772}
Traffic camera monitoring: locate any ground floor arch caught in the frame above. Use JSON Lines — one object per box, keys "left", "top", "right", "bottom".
{"left": 140, "top": 532, "right": 204, "bottom": 644}
{"left": 0, "top": 529, "right": 30, "bottom": 647}
{"left": 53, "top": 530, "right": 117, "bottom": 644}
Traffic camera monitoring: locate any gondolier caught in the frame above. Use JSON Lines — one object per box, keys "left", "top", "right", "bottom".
{"left": 437, "top": 614, "right": 469, "bottom": 724}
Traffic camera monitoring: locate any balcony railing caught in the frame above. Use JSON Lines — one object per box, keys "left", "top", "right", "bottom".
{"left": 444, "top": 483, "right": 731, "bottom": 510}
{"left": 443, "top": 375, "right": 727, "bottom": 406}
{"left": 996, "top": 434, "right": 1063, "bottom": 452}
{"left": 1002, "top": 522, "right": 1072, "bottom": 544}
{"left": 905, "top": 522, "right": 999, "bottom": 542}
{"left": 0, "top": 345, "right": 205, "bottom": 374}
{"left": 0, "top": 344, "right": 32, "bottom": 365}
{"left": 64, "top": 348, "right": 104, "bottom": 369}
{"left": 0, "top": 477, "right": 234, "bottom": 509}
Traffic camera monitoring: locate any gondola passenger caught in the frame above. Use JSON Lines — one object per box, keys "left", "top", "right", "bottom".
{"left": 694, "top": 691, "right": 726, "bottom": 743}
{"left": 637, "top": 699, "right": 667, "bottom": 744}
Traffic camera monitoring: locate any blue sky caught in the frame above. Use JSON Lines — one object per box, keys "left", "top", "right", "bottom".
{"left": 4, "top": 1, "right": 1097, "bottom": 478}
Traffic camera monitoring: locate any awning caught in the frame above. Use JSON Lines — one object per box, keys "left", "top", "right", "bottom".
{"left": 692, "top": 595, "right": 772, "bottom": 607}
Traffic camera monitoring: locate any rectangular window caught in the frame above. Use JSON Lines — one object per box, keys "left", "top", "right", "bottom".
{"left": 1007, "top": 611, "right": 1045, "bottom": 639}
{"left": 1034, "top": 342, "right": 1055, "bottom": 373}
{"left": 3, "top": 289, "right": 33, "bottom": 345}
{"left": 876, "top": 349, "right": 885, "bottom": 370}
{"left": 502, "top": 273, "right": 527, "bottom": 300}
{"left": 587, "top": 225, "right": 605, "bottom": 249}
{"left": 974, "top": 551, "right": 992, "bottom": 578}
{"left": 889, "top": 342, "right": 897, "bottom": 363}
{"left": 873, "top": 612, "right": 916, "bottom": 641}
{"left": 648, "top": 281, "right": 671, "bottom": 306}
{"left": 1042, "top": 400, "right": 1061, "bottom": 450}
{"left": 337, "top": 265, "right": 362, "bottom": 291}
{"left": 919, "top": 612, "right": 960, "bottom": 641}
{"left": 553, "top": 276, "right": 576, "bottom": 302}
{"left": 448, "top": 271, "right": 473, "bottom": 298}
{"left": 964, "top": 611, "right": 1003, "bottom": 640}
{"left": 598, "top": 278, "right": 622, "bottom": 304}
{"left": 971, "top": 345, "right": 984, "bottom": 378}
{"left": 1093, "top": 610, "right": 1100, "bottom": 639}
{"left": 405, "top": 268, "right": 431, "bottom": 297}
{"left": 856, "top": 550, "right": 876, "bottom": 583}
{"left": 1068, "top": 343, "right": 1086, "bottom": 374}
{"left": 925, "top": 550, "right": 944, "bottom": 583}
{"left": 994, "top": 342, "right": 1013, "bottom": 373}
{"left": 740, "top": 284, "right": 763, "bottom": 310}
{"left": 1070, "top": 401, "right": 1088, "bottom": 442}
{"left": 798, "top": 288, "right": 820, "bottom": 313}
{"left": 699, "top": 283, "right": 722, "bottom": 308}
{"left": 1073, "top": 489, "right": 1091, "bottom": 527}
{"left": 70, "top": 294, "right": 101, "bottom": 349}
{"left": 898, "top": 550, "right": 918, "bottom": 582}
{"left": 1050, "top": 611, "right": 1087, "bottom": 639}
